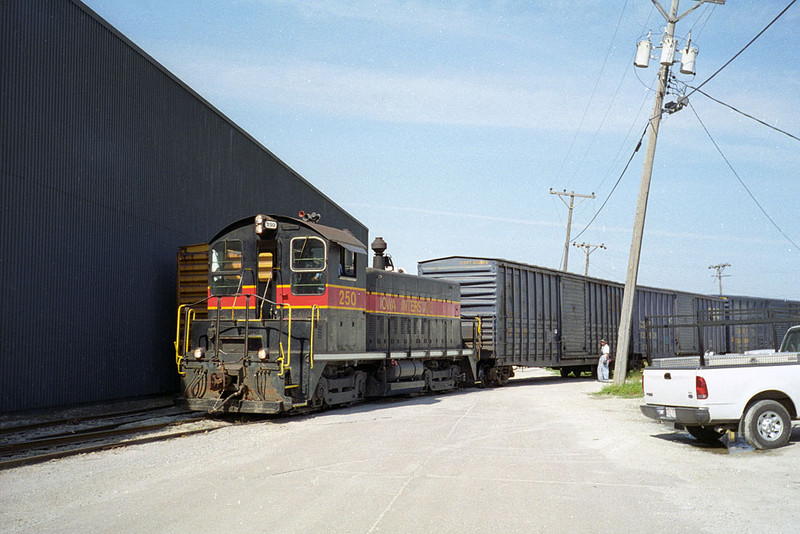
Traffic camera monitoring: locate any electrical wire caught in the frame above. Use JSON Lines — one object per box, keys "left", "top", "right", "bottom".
{"left": 570, "top": 122, "right": 649, "bottom": 243}
{"left": 596, "top": 80, "right": 653, "bottom": 193}
{"left": 567, "top": 0, "right": 632, "bottom": 183}
{"left": 687, "top": 0, "right": 797, "bottom": 97}
{"left": 686, "top": 85, "right": 800, "bottom": 143}
{"left": 553, "top": 0, "right": 630, "bottom": 186}
{"left": 688, "top": 102, "right": 799, "bottom": 252}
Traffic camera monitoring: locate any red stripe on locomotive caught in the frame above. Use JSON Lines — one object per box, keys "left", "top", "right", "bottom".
{"left": 208, "top": 286, "right": 257, "bottom": 309}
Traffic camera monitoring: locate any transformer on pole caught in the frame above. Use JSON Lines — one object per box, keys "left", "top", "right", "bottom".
{"left": 613, "top": 0, "right": 726, "bottom": 386}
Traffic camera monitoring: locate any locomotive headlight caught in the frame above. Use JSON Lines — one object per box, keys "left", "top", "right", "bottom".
{"left": 257, "top": 348, "right": 268, "bottom": 361}
{"left": 193, "top": 347, "right": 205, "bottom": 360}
{"left": 255, "top": 214, "right": 265, "bottom": 224}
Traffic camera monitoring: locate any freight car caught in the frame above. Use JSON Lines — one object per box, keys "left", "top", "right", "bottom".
{"left": 174, "top": 214, "right": 477, "bottom": 414}
{"left": 417, "top": 257, "right": 726, "bottom": 381}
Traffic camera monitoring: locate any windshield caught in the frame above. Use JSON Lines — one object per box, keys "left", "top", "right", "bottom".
{"left": 209, "top": 240, "right": 243, "bottom": 296}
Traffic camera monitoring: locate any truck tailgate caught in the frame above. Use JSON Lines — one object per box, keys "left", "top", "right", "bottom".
{"left": 643, "top": 368, "right": 699, "bottom": 408}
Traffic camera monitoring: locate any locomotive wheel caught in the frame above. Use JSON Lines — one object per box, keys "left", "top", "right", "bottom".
{"left": 423, "top": 369, "right": 433, "bottom": 393}
{"left": 354, "top": 371, "right": 367, "bottom": 400}
{"left": 312, "top": 380, "right": 328, "bottom": 409}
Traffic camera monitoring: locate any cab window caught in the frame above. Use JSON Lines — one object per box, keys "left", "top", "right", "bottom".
{"left": 290, "top": 237, "right": 326, "bottom": 295}
{"left": 340, "top": 247, "right": 356, "bottom": 278}
{"left": 210, "top": 240, "right": 242, "bottom": 295}
{"left": 291, "top": 237, "right": 326, "bottom": 271}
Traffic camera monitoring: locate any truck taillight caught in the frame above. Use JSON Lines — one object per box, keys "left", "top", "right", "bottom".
{"left": 696, "top": 376, "right": 708, "bottom": 399}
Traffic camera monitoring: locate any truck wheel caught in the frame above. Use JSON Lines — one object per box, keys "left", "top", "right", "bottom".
{"left": 685, "top": 425, "right": 723, "bottom": 444}
{"left": 742, "top": 400, "right": 791, "bottom": 450}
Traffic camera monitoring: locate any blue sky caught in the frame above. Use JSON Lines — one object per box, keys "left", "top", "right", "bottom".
{"left": 83, "top": 0, "right": 799, "bottom": 299}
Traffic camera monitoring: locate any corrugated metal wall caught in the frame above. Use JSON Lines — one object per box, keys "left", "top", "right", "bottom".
{"left": 0, "top": 0, "right": 367, "bottom": 412}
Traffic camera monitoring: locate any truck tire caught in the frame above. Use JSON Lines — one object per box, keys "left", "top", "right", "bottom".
{"left": 742, "top": 400, "right": 791, "bottom": 450}
{"left": 685, "top": 425, "right": 723, "bottom": 444}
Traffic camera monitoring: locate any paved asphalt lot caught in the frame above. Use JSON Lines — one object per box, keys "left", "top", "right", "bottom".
{"left": 2, "top": 367, "right": 799, "bottom": 533}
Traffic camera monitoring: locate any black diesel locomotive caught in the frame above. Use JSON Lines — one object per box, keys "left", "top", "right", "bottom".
{"left": 175, "top": 214, "right": 475, "bottom": 414}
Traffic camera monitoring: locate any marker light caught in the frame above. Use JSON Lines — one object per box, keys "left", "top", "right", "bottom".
{"left": 258, "top": 348, "right": 268, "bottom": 361}
{"left": 193, "top": 347, "right": 205, "bottom": 360}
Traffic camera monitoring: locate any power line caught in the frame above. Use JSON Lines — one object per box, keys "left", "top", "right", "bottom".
{"left": 687, "top": 0, "right": 798, "bottom": 96}
{"left": 570, "top": 122, "right": 648, "bottom": 243}
{"left": 686, "top": 85, "right": 800, "bottom": 142}
{"left": 553, "top": 0, "right": 631, "bottom": 186}
{"left": 568, "top": 0, "right": 632, "bottom": 183}
{"left": 688, "top": 102, "right": 800, "bottom": 252}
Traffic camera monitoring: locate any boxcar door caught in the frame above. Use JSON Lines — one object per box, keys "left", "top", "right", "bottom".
{"left": 560, "top": 277, "right": 588, "bottom": 359}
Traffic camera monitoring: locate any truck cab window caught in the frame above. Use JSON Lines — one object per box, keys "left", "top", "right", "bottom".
{"left": 781, "top": 330, "right": 800, "bottom": 352}
{"left": 210, "top": 240, "right": 242, "bottom": 295}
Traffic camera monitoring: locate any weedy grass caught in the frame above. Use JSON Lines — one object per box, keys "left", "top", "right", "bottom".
{"left": 595, "top": 369, "right": 643, "bottom": 398}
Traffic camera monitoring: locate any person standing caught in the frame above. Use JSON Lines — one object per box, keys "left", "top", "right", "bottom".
{"left": 597, "top": 339, "right": 611, "bottom": 382}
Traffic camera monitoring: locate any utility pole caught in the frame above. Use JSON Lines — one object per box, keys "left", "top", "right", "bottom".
{"left": 573, "top": 242, "right": 607, "bottom": 276}
{"left": 613, "top": 0, "right": 725, "bottom": 386}
{"left": 709, "top": 263, "right": 731, "bottom": 295}
{"left": 550, "top": 189, "right": 595, "bottom": 272}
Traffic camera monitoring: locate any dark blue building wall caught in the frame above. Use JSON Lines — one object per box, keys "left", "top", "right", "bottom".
{"left": 0, "top": 0, "right": 367, "bottom": 412}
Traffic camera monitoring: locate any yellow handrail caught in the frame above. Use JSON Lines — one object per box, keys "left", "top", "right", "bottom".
{"left": 278, "top": 305, "right": 292, "bottom": 377}
{"left": 173, "top": 305, "right": 194, "bottom": 376}
{"left": 310, "top": 305, "right": 320, "bottom": 370}
{"left": 184, "top": 309, "right": 196, "bottom": 356}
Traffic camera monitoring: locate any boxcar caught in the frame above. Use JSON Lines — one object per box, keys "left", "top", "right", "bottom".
{"left": 418, "top": 256, "right": 727, "bottom": 378}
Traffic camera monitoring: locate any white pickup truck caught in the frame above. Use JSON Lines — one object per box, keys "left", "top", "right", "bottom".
{"left": 641, "top": 325, "right": 800, "bottom": 449}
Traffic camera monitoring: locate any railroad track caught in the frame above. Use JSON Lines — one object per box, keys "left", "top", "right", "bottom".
{"left": 0, "top": 406, "right": 231, "bottom": 470}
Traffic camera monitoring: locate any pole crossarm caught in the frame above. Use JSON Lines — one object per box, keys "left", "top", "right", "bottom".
{"left": 573, "top": 242, "right": 607, "bottom": 276}
{"left": 651, "top": 0, "right": 726, "bottom": 23}
{"left": 709, "top": 262, "right": 731, "bottom": 295}
{"left": 550, "top": 189, "right": 595, "bottom": 272}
